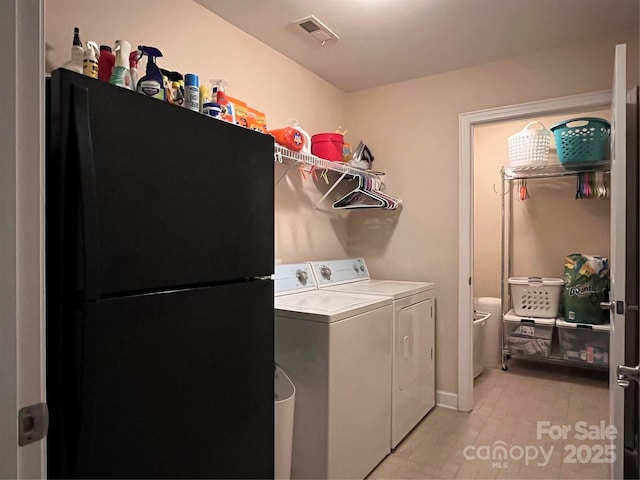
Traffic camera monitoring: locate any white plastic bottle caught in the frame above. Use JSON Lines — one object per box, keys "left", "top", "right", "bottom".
{"left": 62, "top": 27, "right": 84, "bottom": 74}
{"left": 109, "top": 40, "right": 132, "bottom": 89}
{"left": 290, "top": 120, "right": 311, "bottom": 154}
{"left": 82, "top": 41, "right": 99, "bottom": 79}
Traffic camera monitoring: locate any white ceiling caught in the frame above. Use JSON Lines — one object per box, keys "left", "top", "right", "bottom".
{"left": 196, "top": 0, "right": 638, "bottom": 92}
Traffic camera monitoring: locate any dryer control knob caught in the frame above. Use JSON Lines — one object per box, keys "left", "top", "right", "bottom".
{"left": 320, "top": 265, "right": 331, "bottom": 280}
{"left": 353, "top": 264, "right": 359, "bottom": 272}
{"left": 296, "top": 269, "right": 308, "bottom": 285}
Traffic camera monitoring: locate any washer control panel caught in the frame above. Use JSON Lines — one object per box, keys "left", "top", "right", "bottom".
{"left": 310, "top": 258, "right": 370, "bottom": 286}
{"left": 274, "top": 263, "right": 317, "bottom": 294}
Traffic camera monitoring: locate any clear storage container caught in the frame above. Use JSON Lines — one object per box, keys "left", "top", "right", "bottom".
{"left": 504, "top": 311, "right": 555, "bottom": 357}
{"left": 556, "top": 319, "right": 610, "bottom": 366}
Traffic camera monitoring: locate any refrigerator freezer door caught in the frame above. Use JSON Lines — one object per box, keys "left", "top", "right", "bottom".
{"left": 47, "top": 280, "right": 274, "bottom": 479}
{"left": 47, "top": 69, "right": 274, "bottom": 300}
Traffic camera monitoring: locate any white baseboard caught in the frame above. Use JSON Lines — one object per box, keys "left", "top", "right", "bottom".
{"left": 436, "top": 390, "right": 458, "bottom": 410}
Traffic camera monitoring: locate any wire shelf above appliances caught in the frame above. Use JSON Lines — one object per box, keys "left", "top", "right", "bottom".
{"left": 502, "top": 160, "right": 610, "bottom": 180}
{"left": 274, "top": 145, "right": 385, "bottom": 180}
{"left": 273, "top": 144, "right": 402, "bottom": 210}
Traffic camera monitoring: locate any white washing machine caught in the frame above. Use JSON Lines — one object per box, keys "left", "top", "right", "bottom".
{"left": 274, "top": 263, "right": 393, "bottom": 480}
{"left": 309, "top": 258, "right": 436, "bottom": 449}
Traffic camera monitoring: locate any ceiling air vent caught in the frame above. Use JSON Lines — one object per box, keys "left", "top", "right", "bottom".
{"left": 295, "top": 15, "right": 339, "bottom": 45}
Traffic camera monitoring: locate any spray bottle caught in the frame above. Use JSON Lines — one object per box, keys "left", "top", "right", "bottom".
{"left": 211, "top": 79, "right": 234, "bottom": 123}
{"left": 82, "top": 41, "right": 99, "bottom": 79}
{"left": 136, "top": 46, "right": 165, "bottom": 101}
{"left": 109, "top": 40, "right": 132, "bottom": 89}
{"left": 129, "top": 49, "right": 140, "bottom": 91}
{"left": 62, "top": 27, "right": 84, "bottom": 73}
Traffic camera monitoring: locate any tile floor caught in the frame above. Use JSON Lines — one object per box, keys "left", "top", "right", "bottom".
{"left": 368, "top": 360, "right": 610, "bottom": 480}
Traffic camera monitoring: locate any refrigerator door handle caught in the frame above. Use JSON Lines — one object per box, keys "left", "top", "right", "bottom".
{"left": 71, "top": 84, "right": 101, "bottom": 301}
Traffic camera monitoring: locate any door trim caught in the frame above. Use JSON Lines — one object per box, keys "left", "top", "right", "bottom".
{"left": 0, "top": 0, "right": 46, "bottom": 478}
{"left": 458, "top": 89, "right": 612, "bottom": 412}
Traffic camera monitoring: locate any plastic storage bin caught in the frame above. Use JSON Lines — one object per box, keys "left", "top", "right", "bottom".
{"left": 504, "top": 311, "right": 555, "bottom": 357}
{"left": 550, "top": 117, "right": 610, "bottom": 164}
{"left": 556, "top": 319, "right": 610, "bottom": 366}
{"left": 507, "top": 121, "right": 551, "bottom": 167}
{"left": 508, "top": 277, "right": 564, "bottom": 318}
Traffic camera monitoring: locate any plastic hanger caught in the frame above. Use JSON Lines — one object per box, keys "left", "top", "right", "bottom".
{"left": 332, "top": 175, "right": 399, "bottom": 209}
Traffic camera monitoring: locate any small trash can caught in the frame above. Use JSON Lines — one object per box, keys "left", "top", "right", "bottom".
{"left": 474, "top": 297, "right": 502, "bottom": 369}
{"left": 275, "top": 365, "right": 295, "bottom": 480}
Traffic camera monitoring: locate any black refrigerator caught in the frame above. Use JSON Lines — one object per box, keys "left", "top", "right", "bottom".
{"left": 45, "top": 69, "right": 274, "bottom": 479}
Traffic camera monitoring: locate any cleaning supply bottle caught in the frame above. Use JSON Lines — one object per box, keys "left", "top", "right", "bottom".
{"left": 136, "top": 46, "right": 165, "bottom": 101}
{"left": 109, "top": 40, "right": 132, "bottom": 89}
{"left": 199, "top": 83, "right": 210, "bottom": 113}
{"left": 82, "top": 41, "right": 99, "bottom": 79}
{"left": 184, "top": 74, "right": 199, "bottom": 112}
{"left": 129, "top": 49, "right": 140, "bottom": 91}
{"left": 62, "top": 27, "right": 83, "bottom": 73}
{"left": 211, "top": 79, "right": 234, "bottom": 123}
{"left": 290, "top": 120, "right": 312, "bottom": 154}
{"left": 161, "top": 70, "right": 172, "bottom": 102}
{"left": 98, "top": 45, "right": 115, "bottom": 82}
{"left": 163, "top": 70, "right": 183, "bottom": 105}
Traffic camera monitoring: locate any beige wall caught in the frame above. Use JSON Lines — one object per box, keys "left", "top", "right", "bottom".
{"left": 474, "top": 110, "right": 612, "bottom": 299}
{"left": 45, "top": 0, "right": 349, "bottom": 264}
{"left": 345, "top": 31, "right": 638, "bottom": 395}
{"left": 46, "top": 2, "right": 639, "bottom": 397}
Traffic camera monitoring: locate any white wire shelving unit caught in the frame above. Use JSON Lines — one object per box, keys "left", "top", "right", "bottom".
{"left": 274, "top": 144, "right": 402, "bottom": 209}
{"left": 499, "top": 159, "right": 611, "bottom": 372}
{"left": 501, "top": 160, "right": 611, "bottom": 180}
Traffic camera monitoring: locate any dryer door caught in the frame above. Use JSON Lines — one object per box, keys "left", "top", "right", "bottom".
{"left": 397, "top": 298, "right": 434, "bottom": 390}
{"left": 393, "top": 297, "right": 436, "bottom": 448}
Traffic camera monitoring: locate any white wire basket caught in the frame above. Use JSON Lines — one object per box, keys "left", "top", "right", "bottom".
{"left": 508, "top": 277, "right": 564, "bottom": 318}
{"left": 507, "top": 121, "right": 552, "bottom": 167}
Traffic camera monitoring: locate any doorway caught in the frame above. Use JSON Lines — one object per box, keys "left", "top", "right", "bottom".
{"left": 459, "top": 70, "right": 637, "bottom": 478}
{"left": 458, "top": 89, "right": 612, "bottom": 413}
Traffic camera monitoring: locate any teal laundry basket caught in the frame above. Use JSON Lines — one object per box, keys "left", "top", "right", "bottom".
{"left": 550, "top": 117, "right": 610, "bottom": 164}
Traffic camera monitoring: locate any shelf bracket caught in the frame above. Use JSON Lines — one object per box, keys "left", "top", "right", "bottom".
{"left": 315, "top": 172, "right": 347, "bottom": 209}
{"left": 275, "top": 162, "right": 296, "bottom": 186}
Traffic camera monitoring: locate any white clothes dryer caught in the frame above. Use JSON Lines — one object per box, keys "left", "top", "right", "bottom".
{"left": 309, "top": 258, "right": 436, "bottom": 449}
{"left": 274, "top": 263, "right": 393, "bottom": 480}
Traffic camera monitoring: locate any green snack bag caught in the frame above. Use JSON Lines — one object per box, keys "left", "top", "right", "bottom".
{"left": 563, "top": 253, "right": 609, "bottom": 324}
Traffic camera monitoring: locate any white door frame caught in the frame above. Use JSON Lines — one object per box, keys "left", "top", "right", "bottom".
{"left": 457, "top": 89, "right": 612, "bottom": 413}
{"left": 0, "top": 0, "right": 46, "bottom": 478}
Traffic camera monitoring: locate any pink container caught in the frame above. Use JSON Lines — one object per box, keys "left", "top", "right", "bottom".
{"left": 311, "top": 133, "right": 344, "bottom": 162}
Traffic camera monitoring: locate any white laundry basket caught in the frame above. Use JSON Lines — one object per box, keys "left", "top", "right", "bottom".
{"left": 507, "top": 121, "right": 552, "bottom": 167}
{"left": 275, "top": 366, "right": 295, "bottom": 480}
{"left": 508, "top": 277, "right": 564, "bottom": 318}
